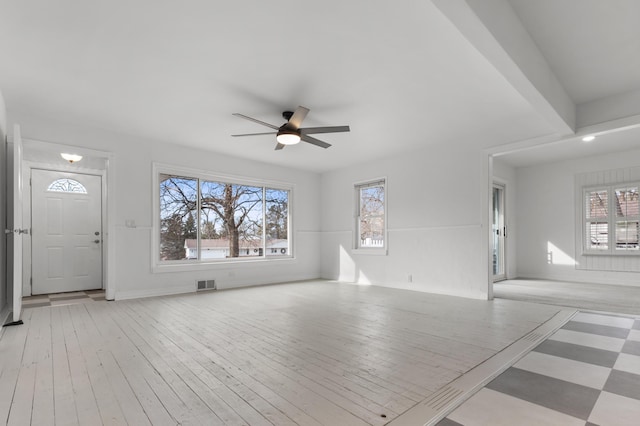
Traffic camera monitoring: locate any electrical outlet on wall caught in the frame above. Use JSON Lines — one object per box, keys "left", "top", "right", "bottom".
{"left": 407, "top": 274, "right": 413, "bottom": 283}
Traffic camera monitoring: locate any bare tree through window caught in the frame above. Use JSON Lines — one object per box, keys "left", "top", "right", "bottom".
{"left": 356, "top": 181, "right": 385, "bottom": 248}
{"left": 159, "top": 173, "right": 290, "bottom": 261}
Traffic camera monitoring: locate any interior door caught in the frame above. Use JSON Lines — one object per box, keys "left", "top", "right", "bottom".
{"left": 31, "top": 170, "right": 103, "bottom": 295}
{"left": 492, "top": 183, "right": 506, "bottom": 282}
{"left": 6, "top": 124, "right": 25, "bottom": 325}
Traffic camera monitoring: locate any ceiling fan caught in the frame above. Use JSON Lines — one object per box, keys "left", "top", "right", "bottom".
{"left": 232, "top": 106, "right": 350, "bottom": 150}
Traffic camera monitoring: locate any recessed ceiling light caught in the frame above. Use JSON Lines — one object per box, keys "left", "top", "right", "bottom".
{"left": 582, "top": 135, "right": 596, "bottom": 142}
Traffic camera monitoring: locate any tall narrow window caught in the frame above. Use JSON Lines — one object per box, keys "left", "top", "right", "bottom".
{"left": 585, "top": 188, "right": 608, "bottom": 250}
{"left": 265, "top": 188, "right": 289, "bottom": 256}
{"left": 615, "top": 187, "right": 639, "bottom": 251}
{"left": 355, "top": 179, "right": 386, "bottom": 249}
{"left": 159, "top": 174, "right": 198, "bottom": 261}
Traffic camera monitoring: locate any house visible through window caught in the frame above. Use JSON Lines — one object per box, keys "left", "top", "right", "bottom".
{"left": 584, "top": 185, "right": 639, "bottom": 253}
{"left": 159, "top": 173, "right": 290, "bottom": 262}
{"left": 355, "top": 179, "right": 386, "bottom": 249}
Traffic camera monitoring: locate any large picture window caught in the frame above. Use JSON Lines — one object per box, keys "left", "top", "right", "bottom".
{"left": 355, "top": 179, "right": 386, "bottom": 250}
{"left": 159, "top": 171, "right": 290, "bottom": 263}
{"left": 584, "top": 184, "right": 639, "bottom": 253}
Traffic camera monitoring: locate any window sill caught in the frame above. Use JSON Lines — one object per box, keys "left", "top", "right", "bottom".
{"left": 351, "top": 248, "right": 388, "bottom": 256}
{"left": 582, "top": 251, "right": 640, "bottom": 256}
{"left": 152, "top": 256, "right": 297, "bottom": 273}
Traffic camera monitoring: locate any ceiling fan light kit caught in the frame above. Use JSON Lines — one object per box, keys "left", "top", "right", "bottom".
{"left": 232, "top": 106, "right": 350, "bottom": 150}
{"left": 276, "top": 129, "right": 301, "bottom": 145}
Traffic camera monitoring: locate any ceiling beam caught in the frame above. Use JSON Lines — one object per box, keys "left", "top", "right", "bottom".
{"left": 433, "top": 0, "right": 576, "bottom": 135}
{"left": 578, "top": 88, "right": 640, "bottom": 129}
{"left": 488, "top": 112, "right": 640, "bottom": 157}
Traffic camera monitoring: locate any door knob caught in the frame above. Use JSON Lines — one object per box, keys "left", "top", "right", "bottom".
{"left": 94, "top": 239, "right": 100, "bottom": 244}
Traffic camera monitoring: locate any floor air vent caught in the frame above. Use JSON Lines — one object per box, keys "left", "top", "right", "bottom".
{"left": 197, "top": 279, "right": 216, "bottom": 291}
{"left": 424, "top": 385, "right": 464, "bottom": 411}
{"left": 523, "top": 332, "right": 544, "bottom": 342}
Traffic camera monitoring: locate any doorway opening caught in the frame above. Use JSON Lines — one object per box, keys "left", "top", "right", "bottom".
{"left": 492, "top": 183, "right": 506, "bottom": 282}
{"left": 19, "top": 137, "right": 114, "bottom": 301}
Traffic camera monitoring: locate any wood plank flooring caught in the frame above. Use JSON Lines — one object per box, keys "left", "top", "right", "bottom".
{"left": 494, "top": 279, "right": 640, "bottom": 315}
{"left": 0, "top": 280, "right": 560, "bottom": 425}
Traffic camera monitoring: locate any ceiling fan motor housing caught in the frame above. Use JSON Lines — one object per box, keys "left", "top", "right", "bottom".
{"left": 282, "top": 111, "right": 294, "bottom": 121}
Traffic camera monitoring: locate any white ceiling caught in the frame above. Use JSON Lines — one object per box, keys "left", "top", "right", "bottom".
{"left": 1, "top": 0, "right": 639, "bottom": 172}
{"left": 509, "top": 0, "right": 640, "bottom": 105}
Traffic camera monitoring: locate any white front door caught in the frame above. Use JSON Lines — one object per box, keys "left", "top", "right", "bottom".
{"left": 31, "top": 170, "right": 103, "bottom": 295}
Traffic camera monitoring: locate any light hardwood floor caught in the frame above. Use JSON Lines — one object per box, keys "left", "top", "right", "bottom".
{"left": 494, "top": 279, "right": 640, "bottom": 315}
{"left": 0, "top": 280, "right": 560, "bottom": 425}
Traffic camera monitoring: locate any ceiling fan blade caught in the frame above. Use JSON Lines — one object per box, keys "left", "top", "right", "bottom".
{"left": 231, "top": 132, "right": 277, "bottom": 137}
{"left": 288, "top": 106, "right": 310, "bottom": 128}
{"left": 301, "top": 134, "right": 331, "bottom": 149}
{"left": 275, "top": 143, "right": 285, "bottom": 150}
{"left": 301, "top": 125, "right": 350, "bottom": 135}
{"left": 232, "top": 113, "right": 280, "bottom": 130}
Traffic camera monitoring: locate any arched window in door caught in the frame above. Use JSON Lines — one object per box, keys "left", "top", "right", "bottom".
{"left": 46, "top": 178, "right": 88, "bottom": 194}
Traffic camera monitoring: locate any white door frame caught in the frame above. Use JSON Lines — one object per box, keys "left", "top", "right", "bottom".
{"left": 5, "top": 124, "right": 25, "bottom": 325}
{"left": 21, "top": 138, "right": 116, "bottom": 300}
{"left": 25, "top": 166, "right": 106, "bottom": 295}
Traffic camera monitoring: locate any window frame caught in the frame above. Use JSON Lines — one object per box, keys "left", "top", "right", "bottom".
{"left": 152, "top": 163, "right": 294, "bottom": 272}
{"left": 582, "top": 183, "right": 640, "bottom": 255}
{"left": 353, "top": 177, "right": 387, "bottom": 255}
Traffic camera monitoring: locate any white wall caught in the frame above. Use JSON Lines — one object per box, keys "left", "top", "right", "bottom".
{"left": 492, "top": 157, "right": 517, "bottom": 279}
{"left": 9, "top": 111, "right": 322, "bottom": 300}
{"left": 320, "top": 145, "right": 490, "bottom": 300}
{"left": 516, "top": 147, "right": 640, "bottom": 286}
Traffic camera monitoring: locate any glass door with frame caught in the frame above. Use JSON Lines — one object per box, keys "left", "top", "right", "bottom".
{"left": 492, "top": 183, "right": 506, "bottom": 281}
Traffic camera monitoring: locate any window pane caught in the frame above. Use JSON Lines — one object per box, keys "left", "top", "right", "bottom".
{"left": 47, "top": 178, "right": 87, "bottom": 194}
{"left": 586, "top": 221, "right": 608, "bottom": 250}
{"left": 615, "top": 187, "right": 639, "bottom": 217}
{"left": 586, "top": 190, "right": 608, "bottom": 219}
{"left": 200, "top": 181, "right": 263, "bottom": 259}
{"left": 159, "top": 174, "right": 198, "bottom": 261}
{"left": 265, "top": 189, "right": 289, "bottom": 256}
{"left": 359, "top": 185, "right": 385, "bottom": 247}
{"left": 615, "top": 220, "right": 639, "bottom": 250}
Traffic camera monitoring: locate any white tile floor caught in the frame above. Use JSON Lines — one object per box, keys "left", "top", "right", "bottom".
{"left": 439, "top": 311, "right": 640, "bottom": 426}
{"left": 22, "top": 290, "right": 106, "bottom": 308}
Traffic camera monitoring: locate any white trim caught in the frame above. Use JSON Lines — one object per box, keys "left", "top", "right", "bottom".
{"left": 152, "top": 162, "right": 294, "bottom": 191}
{"left": 23, "top": 165, "right": 107, "bottom": 296}
{"left": 152, "top": 256, "right": 299, "bottom": 274}
{"left": 351, "top": 248, "right": 388, "bottom": 256}
{"left": 115, "top": 284, "right": 195, "bottom": 301}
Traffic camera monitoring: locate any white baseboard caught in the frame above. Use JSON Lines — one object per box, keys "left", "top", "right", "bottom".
{"left": 114, "top": 285, "right": 195, "bottom": 301}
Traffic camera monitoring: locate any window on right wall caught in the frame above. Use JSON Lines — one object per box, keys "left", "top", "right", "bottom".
{"left": 584, "top": 184, "right": 639, "bottom": 254}
{"left": 355, "top": 179, "right": 386, "bottom": 251}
